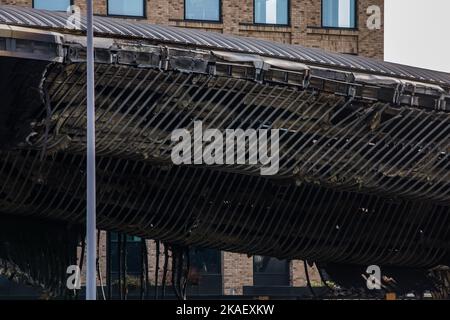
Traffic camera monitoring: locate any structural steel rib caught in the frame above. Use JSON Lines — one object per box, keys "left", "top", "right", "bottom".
{"left": 0, "top": 6, "right": 448, "bottom": 276}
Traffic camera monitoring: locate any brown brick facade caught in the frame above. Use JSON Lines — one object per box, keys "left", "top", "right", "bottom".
{"left": 0, "top": 0, "right": 384, "bottom": 59}
{"left": 222, "top": 252, "right": 253, "bottom": 295}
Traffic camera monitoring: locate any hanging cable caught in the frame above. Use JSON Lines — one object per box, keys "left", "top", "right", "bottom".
{"left": 162, "top": 244, "right": 169, "bottom": 299}
{"left": 106, "top": 232, "right": 112, "bottom": 300}
{"left": 154, "top": 240, "right": 160, "bottom": 299}
{"left": 304, "top": 260, "right": 316, "bottom": 299}
{"left": 140, "top": 238, "right": 148, "bottom": 300}
{"left": 123, "top": 235, "right": 128, "bottom": 300}
{"left": 117, "top": 233, "right": 122, "bottom": 300}
{"left": 181, "top": 246, "right": 190, "bottom": 300}
{"left": 96, "top": 230, "right": 106, "bottom": 300}
{"left": 77, "top": 235, "right": 85, "bottom": 300}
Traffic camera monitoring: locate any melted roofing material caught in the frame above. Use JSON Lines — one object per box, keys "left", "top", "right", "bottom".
{"left": 0, "top": 5, "right": 449, "bottom": 87}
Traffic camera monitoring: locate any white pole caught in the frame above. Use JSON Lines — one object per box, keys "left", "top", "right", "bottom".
{"left": 86, "top": 0, "right": 97, "bottom": 301}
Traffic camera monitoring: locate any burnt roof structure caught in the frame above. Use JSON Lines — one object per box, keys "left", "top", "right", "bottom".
{"left": 0, "top": 5, "right": 449, "bottom": 86}
{"left": 0, "top": 6, "right": 448, "bottom": 295}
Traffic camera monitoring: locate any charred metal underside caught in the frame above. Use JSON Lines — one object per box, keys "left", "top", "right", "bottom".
{"left": 0, "top": 6, "right": 449, "bottom": 296}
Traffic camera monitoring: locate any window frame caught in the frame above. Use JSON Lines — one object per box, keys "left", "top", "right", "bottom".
{"left": 321, "top": 0, "right": 358, "bottom": 30}
{"left": 106, "top": 0, "right": 147, "bottom": 19}
{"left": 32, "top": 0, "right": 74, "bottom": 12}
{"left": 253, "top": 0, "right": 290, "bottom": 27}
{"left": 184, "top": 0, "right": 223, "bottom": 23}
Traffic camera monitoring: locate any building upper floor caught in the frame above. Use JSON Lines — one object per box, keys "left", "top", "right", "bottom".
{"left": 0, "top": 0, "right": 384, "bottom": 59}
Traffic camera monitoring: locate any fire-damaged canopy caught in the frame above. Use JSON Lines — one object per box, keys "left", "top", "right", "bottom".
{"left": 0, "top": 5, "right": 448, "bottom": 294}
{"left": 0, "top": 5, "right": 450, "bottom": 87}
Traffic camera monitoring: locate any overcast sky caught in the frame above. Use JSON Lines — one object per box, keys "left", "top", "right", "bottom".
{"left": 384, "top": 0, "right": 450, "bottom": 73}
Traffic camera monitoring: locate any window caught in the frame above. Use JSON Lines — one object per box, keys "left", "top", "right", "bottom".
{"left": 107, "top": 0, "right": 145, "bottom": 17}
{"left": 253, "top": 256, "right": 290, "bottom": 286}
{"left": 322, "top": 0, "right": 356, "bottom": 28}
{"left": 185, "top": 0, "right": 221, "bottom": 22}
{"left": 33, "top": 0, "right": 72, "bottom": 11}
{"left": 108, "top": 233, "right": 143, "bottom": 297}
{"left": 254, "top": 0, "right": 289, "bottom": 25}
{"left": 109, "top": 233, "right": 143, "bottom": 276}
{"left": 188, "top": 248, "right": 222, "bottom": 295}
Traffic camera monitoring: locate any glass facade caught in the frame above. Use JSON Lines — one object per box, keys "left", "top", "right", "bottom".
{"left": 108, "top": 233, "right": 222, "bottom": 297}
{"left": 253, "top": 256, "right": 290, "bottom": 286}
{"left": 188, "top": 248, "right": 222, "bottom": 295}
{"left": 109, "top": 233, "right": 143, "bottom": 279}
{"left": 322, "top": 0, "right": 356, "bottom": 28}
{"left": 254, "top": 0, "right": 289, "bottom": 25}
{"left": 33, "top": 0, "right": 71, "bottom": 11}
{"left": 108, "top": 0, "right": 145, "bottom": 17}
{"left": 108, "top": 233, "right": 143, "bottom": 298}
{"left": 185, "top": 0, "right": 221, "bottom": 21}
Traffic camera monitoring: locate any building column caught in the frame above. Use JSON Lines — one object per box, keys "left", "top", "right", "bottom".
{"left": 222, "top": 252, "right": 253, "bottom": 295}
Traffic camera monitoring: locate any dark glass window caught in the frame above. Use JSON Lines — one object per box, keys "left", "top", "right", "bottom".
{"left": 33, "top": 0, "right": 71, "bottom": 11}
{"left": 322, "top": 0, "right": 356, "bottom": 28}
{"left": 254, "top": 0, "right": 289, "bottom": 25}
{"left": 188, "top": 248, "right": 222, "bottom": 295}
{"left": 108, "top": 237, "right": 222, "bottom": 297}
{"left": 107, "top": 0, "right": 145, "bottom": 17}
{"left": 109, "top": 233, "right": 142, "bottom": 279}
{"left": 253, "top": 256, "right": 290, "bottom": 286}
{"left": 185, "top": 0, "right": 221, "bottom": 22}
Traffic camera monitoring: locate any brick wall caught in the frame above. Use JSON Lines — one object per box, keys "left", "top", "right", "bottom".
{"left": 358, "top": 0, "right": 384, "bottom": 59}
{"left": 0, "top": 0, "right": 30, "bottom": 6}
{"left": 0, "top": 0, "right": 384, "bottom": 59}
{"left": 222, "top": 252, "right": 253, "bottom": 295}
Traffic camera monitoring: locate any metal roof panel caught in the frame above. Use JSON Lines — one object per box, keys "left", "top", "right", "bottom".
{"left": 0, "top": 5, "right": 449, "bottom": 86}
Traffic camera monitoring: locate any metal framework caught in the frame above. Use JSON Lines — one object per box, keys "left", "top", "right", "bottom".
{"left": 0, "top": 6, "right": 448, "bottom": 295}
